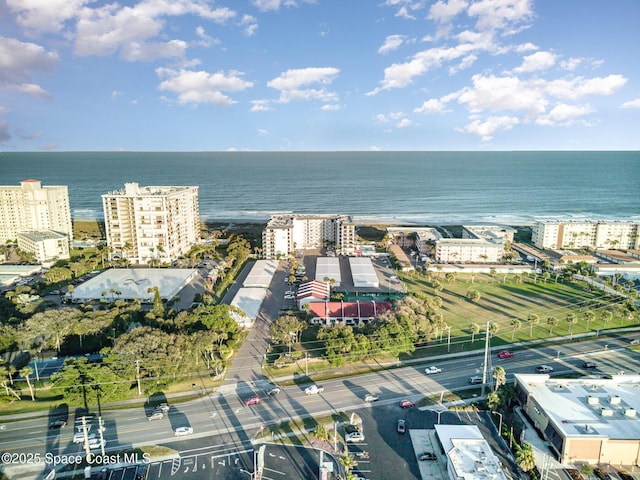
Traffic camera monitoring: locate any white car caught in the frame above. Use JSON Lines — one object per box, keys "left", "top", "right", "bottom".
{"left": 174, "top": 426, "right": 194, "bottom": 436}
{"left": 88, "top": 439, "right": 106, "bottom": 450}
{"left": 345, "top": 431, "right": 365, "bottom": 443}
{"left": 536, "top": 365, "right": 554, "bottom": 373}
{"left": 73, "top": 432, "right": 96, "bottom": 443}
{"left": 304, "top": 385, "right": 324, "bottom": 395}
{"left": 424, "top": 366, "right": 442, "bottom": 375}
{"left": 364, "top": 394, "right": 378, "bottom": 402}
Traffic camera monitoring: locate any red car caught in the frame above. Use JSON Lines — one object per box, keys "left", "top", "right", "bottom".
{"left": 497, "top": 350, "right": 514, "bottom": 359}
{"left": 400, "top": 400, "right": 415, "bottom": 408}
{"left": 244, "top": 395, "right": 261, "bottom": 406}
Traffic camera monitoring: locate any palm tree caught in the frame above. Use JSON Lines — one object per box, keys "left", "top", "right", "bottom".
{"left": 527, "top": 314, "right": 539, "bottom": 337}
{"left": 516, "top": 443, "right": 536, "bottom": 473}
{"left": 602, "top": 310, "right": 613, "bottom": 326}
{"left": 469, "top": 323, "right": 480, "bottom": 343}
{"left": 583, "top": 310, "right": 595, "bottom": 331}
{"left": 338, "top": 445, "right": 358, "bottom": 480}
{"left": 566, "top": 313, "right": 578, "bottom": 339}
{"left": 488, "top": 322, "right": 499, "bottom": 338}
{"left": 510, "top": 319, "right": 521, "bottom": 340}
{"left": 547, "top": 316, "right": 558, "bottom": 335}
{"left": 494, "top": 366, "right": 506, "bottom": 389}
{"left": 20, "top": 366, "right": 35, "bottom": 401}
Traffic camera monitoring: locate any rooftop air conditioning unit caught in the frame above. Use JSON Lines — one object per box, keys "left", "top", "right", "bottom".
{"left": 601, "top": 408, "right": 614, "bottom": 416}
{"left": 588, "top": 396, "right": 600, "bottom": 405}
{"left": 610, "top": 395, "right": 622, "bottom": 405}
{"left": 623, "top": 408, "right": 636, "bottom": 417}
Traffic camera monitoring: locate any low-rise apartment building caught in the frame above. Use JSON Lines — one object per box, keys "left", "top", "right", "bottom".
{"left": 17, "top": 230, "right": 70, "bottom": 263}
{"left": 532, "top": 220, "right": 640, "bottom": 250}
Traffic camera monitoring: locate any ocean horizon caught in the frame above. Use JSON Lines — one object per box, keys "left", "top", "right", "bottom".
{"left": 1, "top": 151, "right": 638, "bottom": 226}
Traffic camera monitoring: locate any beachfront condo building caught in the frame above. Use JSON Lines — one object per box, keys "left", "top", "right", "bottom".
{"left": 102, "top": 182, "right": 200, "bottom": 265}
{"left": 262, "top": 214, "right": 355, "bottom": 259}
{"left": 532, "top": 220, "right": 640, "bottom": 250}
{"left": 17, "top": 230, "right": 70, "bottom": 263}
{"left": 0, "top": 179, "right": 72, "bottom": 244}
{"left": 434, "top": 238, "right": 505, "bottom": 264}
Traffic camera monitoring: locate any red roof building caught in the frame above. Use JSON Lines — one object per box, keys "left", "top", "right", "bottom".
{"left": 308, "top": 301, "right": 392, "bottom": 326}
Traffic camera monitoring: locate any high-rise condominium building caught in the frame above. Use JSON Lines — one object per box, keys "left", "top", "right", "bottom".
{"left": 262, "top": 214, "right": 355, "bottom": 259}
{"left": 102, "top": 182, "right": 200, "bottom": 265}
{"left": 0, "top": 179, "right": 72, "bottom": 243}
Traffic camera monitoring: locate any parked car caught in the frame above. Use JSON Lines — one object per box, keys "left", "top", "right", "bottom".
{"left": 583, "top": 361, "right": 597, "bottom": 369}
{"left": 345, "top": 431, "right": 365, "bottom": 443}
{"left": 266, "top": 387, "right": 281, "bottom": 396}
{"left": 48, "top": 419, "right": 67, "bottom": 429}
{"left": 148, "top": 411, "right": 164, "bottom": 421}
{"left": 244, "top": 395, "right": 262, "bottom": 406}
{"left": 364, "top": 394, "right": 378, "bottom": 402}
{"left": 174, "top": 426, "right": 194, "bottom": 436}
{"left": 304, "top": 385, "right": 324, "bottom": 395}
{"left": 155, "top": 402, "right": 170, "bottom": 412}
{"left": 419, "top": 452, "right": 437, "bottom": 461}
{"left": 399, "top": 400, "right": 415, "bottom": 408}
{"left": 424, "top": 366, "right": 442, "bottom": 374}
{"left": 469, "top": 376, "right": 483, "bottom": 385}
{"left": 630, "top": 338, "right": 639, "bottom": 345}
{"left": 536, "top": 365, "right": 554, "bottom": 373}
{"left": 397, "top": 419, "right": 406, "bottom": 434}
{"left": 497, "top": 350, "right": 514, "bottom": 358}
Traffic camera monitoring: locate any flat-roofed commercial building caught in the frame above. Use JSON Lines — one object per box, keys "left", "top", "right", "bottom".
{"left": 262, "top": 214, "right": 355, "bottom": 259}
{"left": 434, "top": 425, "right": 508, "bottom": 480}
{"left": 0, "top": 180, "right": 72, "bottom": 243}
{"left": 102, "top": 182, "right": 200, "bottom": 265}
{"left": 315, "top": 257, "right": 341, "bottom": 286}
{"left": 515, "top": 373, "right": 640, "bottom": 465}
{"left": 348, "top": 257, "right": 379, "bottom": 288}
{"left": 17, "top": 230, "right": 70, "bottom": 263}
{"left": 532, "top": 220, "right": 640, "bottom": 250}
{"left": 243, "top": 260, "right": 278, "bottom": 287}
{"left": 308, "top": 300, "right": 391, "bottom": 325}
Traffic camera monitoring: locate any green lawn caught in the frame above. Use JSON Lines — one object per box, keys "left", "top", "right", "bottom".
{"left": 399, "top": 272, "right": 637, "bottom": 357}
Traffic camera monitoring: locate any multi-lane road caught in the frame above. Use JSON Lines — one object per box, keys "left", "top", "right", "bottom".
{"left": 1, "top": 335, "right": 639, "bottom": 479}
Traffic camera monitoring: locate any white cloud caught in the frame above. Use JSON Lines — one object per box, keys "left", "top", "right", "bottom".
{"left": 514, "top": 50, "right": 556, "bottom": 73}
{"left": 467, "top": 0, "right": 534, "bottom": 32}
{"left": 621, "top": 97, "right": 640, "bottom": 109}
{"left": 321, "top": 104, "right": 342, "bottom": 111}
{"left": 156, "top": 68, "right": 253, "bottom": 106}
{"left": 414, "top": 98, "right": 448, "bottom": 114}
{"left": 74, "top": 1, "right": 235, "bottom": 59}
{"left": 462, "top": 115, "right": 520, "bottom": 141}
{"left": 378, "top": 35, "right": 406, "bottom": 54}
{"left": 455, "top": 74, "right": 548, "bottom": 114}
{"left": 267, "top": 67, "right": 340, "bottom": 104}
{"left": 535, "top": 103, "right": 594, "bottom": 126}
{"left": 0, "top": 36, "right": 58, "bottom": 98}
{"left": 239, "top": 15, "right": 258, "bottom": 37}
{"left": 560, "top": 57, "right": 582, "bottom": 71}
{"left": 374, "top": 114, "right": 389, "bottom": 123}
{"left": 257, "top": 128, "right": 270, "bottom": 136}
{"left": 397, "top": 118, "right": 413, "bottom": 128}
{"left": 6, "top": 0, "right": 89, "bottom": 34}
{"left": 515, "top": 42, "right": 538, "bottom": 52}
{"left": 251, "top": 0, "right": 309, "bottom": 12}
{"left": 429, "top": 0, "right": 468, "bottom": 24}
{"left": 250, "top": 100, "right": 272, "bottom": 112}
{"left": 395, "top": 6, "right": 416, "bottom": 20}
{"left": 545, "top": 74, "right": 627, "bottom": 100}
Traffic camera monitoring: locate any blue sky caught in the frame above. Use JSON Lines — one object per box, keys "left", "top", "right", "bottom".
{"left": 1, "top": 0, "right": 639, "bottom": 151}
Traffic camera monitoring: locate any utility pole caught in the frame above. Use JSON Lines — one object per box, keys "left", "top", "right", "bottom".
{"left": 135, "top": 359, "right": 141, "bottom": 396}
{"left": 98, "top": 416, "right": 106, "bottom": 456}
{"left": 447, "top": 326, "right": 451, "bottom": 352}
{"left": 305, "top": 352, "right": 308, "bottom": 377}
{"left": 82, "top": 416, "right": 91, "bottom": 456}
{"left": 481, "top": 321, "right": 490, "bottom": 397}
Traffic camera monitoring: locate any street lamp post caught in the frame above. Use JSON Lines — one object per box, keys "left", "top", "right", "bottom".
{"left": 493, "top": 411, "right": 503, "bottom": 436}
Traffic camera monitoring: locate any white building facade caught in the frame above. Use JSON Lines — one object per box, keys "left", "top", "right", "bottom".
{"left": 262, "top": 214, "right": 355, "bottom": 259}
{"left": 532, "top": 220, "right": 640, "bottom": 250}
{"left": 0, "top": 180, "right": 72, "bottom": 243}
{"left": 17, "top": 230, "right": 70, "bottom": 263}
{"left": 434, "top": 239, "right": 505, "bottom": 263}
{"left": 102, "top": 182, "right": 200, "bottom": 265}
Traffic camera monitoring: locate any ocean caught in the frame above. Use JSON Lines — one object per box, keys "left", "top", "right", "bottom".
{"left": 1, "top": 151, "right": 638, "bottom": 225}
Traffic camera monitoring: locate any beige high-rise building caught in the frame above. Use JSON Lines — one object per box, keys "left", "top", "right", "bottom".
{"left": 532, "top": 220, "right": 640, "bottom": 250}
{"left": 0, "top": 179, "right": 72, "bottom": 243}
{"left": 102, "top": 182, "right": 200, "bottom": 265}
